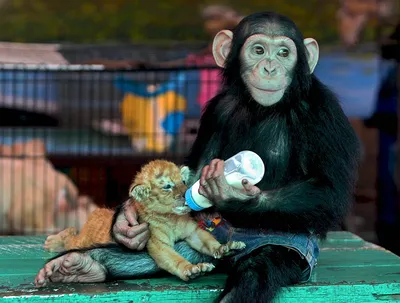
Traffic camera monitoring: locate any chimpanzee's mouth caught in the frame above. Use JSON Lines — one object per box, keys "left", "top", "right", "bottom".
{"left": 255, "top": 86, "right": 284, "bottom": 93}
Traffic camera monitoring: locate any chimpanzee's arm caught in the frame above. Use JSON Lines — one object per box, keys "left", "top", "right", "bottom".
{"left": 218, "top": 101, "right": 362, "bottom": 236}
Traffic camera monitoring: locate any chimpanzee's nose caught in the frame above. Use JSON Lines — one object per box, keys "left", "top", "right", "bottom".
{"left": 264, "top": 65, "right": 277, "bottom": 76}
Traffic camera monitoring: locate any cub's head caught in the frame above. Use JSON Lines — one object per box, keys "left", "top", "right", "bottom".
{"left": 129, "top": 160, "right": 191, "bottom": 215}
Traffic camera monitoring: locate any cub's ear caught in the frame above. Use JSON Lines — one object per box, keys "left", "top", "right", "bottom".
{"left": 180, "top": 165, "right": 190, "bottom": 184}
{"left": 129, "top": 184, "right": 150, "bottom": 202}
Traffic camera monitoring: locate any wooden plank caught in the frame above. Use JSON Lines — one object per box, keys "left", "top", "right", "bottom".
{"left": 0, "top": 259, "right": 46, "bottom": 276}
{"left": 0, "top": 232, "right": 400, "bottom": 302}
{"left": 0, "top": 245, "right": 55, "bottom": 260}
{"left": 0, "top": 274, "right": 400, "bottom": 302}
{"left": 0, "top": 237, "right": 47, "bottom": 245}
{"left": 316, "top": 249, "right": 400, "bottom": 267}
{"left": 323, "top": 231, "right": 363, "bottom": 242}
{"left": 309, "top": 265, "right": 400, "bottom": 283}
{"left": 320, "top": 240, "right": 378, "bottom": 250}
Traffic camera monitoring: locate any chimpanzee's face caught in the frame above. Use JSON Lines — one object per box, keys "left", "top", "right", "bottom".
{"left": 240, "top": 34, "right": 297, "bottom": 106}
{"left": 212, "top": 28, "right": 319, "bottom": 107}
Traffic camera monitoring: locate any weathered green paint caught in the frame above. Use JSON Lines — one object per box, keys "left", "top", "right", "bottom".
{"left": 0, "top": 232, "right": 400, "bottom": 302}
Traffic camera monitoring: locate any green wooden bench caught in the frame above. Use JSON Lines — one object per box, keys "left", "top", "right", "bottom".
{"left": 0, "top": 232, "right": 399, "bottom": 302}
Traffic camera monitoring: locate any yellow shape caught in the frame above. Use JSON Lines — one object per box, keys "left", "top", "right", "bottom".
{"left": 121, "top": 91, "right": 187, "bottom": 153}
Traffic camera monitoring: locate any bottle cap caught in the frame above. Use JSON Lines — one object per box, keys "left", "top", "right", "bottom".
{"left": 184, "top": 188, "right": 205, "bottom": 211}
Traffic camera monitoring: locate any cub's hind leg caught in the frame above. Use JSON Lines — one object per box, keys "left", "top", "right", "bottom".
{"left": 186, "top": 225, "right": 246, "bottom": 259}
{"left": 147, "top": 238, "right": 215, "bottom": 281}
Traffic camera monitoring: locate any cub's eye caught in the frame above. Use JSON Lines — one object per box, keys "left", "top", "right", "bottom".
{"left": 182, "top": 180, "right": 187, "bottom": 185}
{"left": 252, "top": 45, "right": 264, "bottom": 55}
{"left": 162, "top": 184, "right": 173, "bottom": 190}
{"left": 278, "top": 48, "right": 289, "bottom": 57}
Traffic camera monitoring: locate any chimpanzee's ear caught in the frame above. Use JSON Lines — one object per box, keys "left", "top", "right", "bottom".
{"left": 212, "top": 30, "right": 233, "bottom": 68}
{"left": 304, "top": 38, "right": 319, "bottom": 73}
{"left": 129, "top": 184, "right": 150, "bottom": 202}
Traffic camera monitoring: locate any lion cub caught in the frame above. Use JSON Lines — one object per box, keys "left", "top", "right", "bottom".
{"left": 130, "top": 160, "right": 246, "bottom": 281}
{"left": 44, "top": 207, "right": 114, "bottom": 253}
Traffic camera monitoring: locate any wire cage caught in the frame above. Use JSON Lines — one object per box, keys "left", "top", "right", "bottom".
{"left": 0, "top": 63, "right": 221, "bottom": 235}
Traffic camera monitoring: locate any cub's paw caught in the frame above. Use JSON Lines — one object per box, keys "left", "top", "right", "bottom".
{"left": 181, "top": 263, "right": 215, "bottom": 281}
{"left": 44, "top": 235, "right": 65, "bottom": 252}
{"left": 213, "top": 241, "right": 246, "bottom": 259}
{"left": 44, "top": 227, "right": 76, "bottom": 252}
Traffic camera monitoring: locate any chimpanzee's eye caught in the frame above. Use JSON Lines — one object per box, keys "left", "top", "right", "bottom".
{"left": 253, "top": 45, "right": 265, "bottom": 55}
{"left": 278, "top": 48, "right": 289, "bottom": 57}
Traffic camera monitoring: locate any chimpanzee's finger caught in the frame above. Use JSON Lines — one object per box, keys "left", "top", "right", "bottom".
{"left": 137, "top": 241, "right": 147, "bottom": 251}
{"left": 212, "top": 161, "right": 228, "bottom": 187}
{"left": 198, "top": 185, "right": 211, "bottom": 199}
{"left": 203, "top": 179, "right": 219, "bottom": 198}
{"left": 136, "top": 230, "right": 150, "bottom": 250}
{"left": 113, "top": 228, "right": 147, "bottom": 250}
{"left": 126, "top": 222, "right": 149, "bottom": 238}
{"left": 242, "top": 179, "right": 262, "bottom": 196}
{"left": 207, "top": 159, "right": 220, "bottom": 179}
{"left": 200, "top": 165, "right": 210, "bottom": 186}
{"left": 112, "top": 232, "right": 130, "bottom": 247}
{"left": 124, "top": 203, "right": 139, "bottom": 226}
{"left": 114, "top": 234, "right": 140, "bottom": 250}
{"left": 199, "top": 183, "right": 212, "bottom": 197}
{"left": 113, "top": 220, "right": 131, "bottom": 237}
{"left": 211, "top": 160, "right": 225, "bottom": 179}
{"left": 204, "top": 160, "right": 222, "bottom": 195}
{"left": 125, "top": 229, "right": 150, "bottom": 250}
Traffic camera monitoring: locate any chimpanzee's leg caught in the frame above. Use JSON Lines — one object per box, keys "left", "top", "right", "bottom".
{"left": 34, "top": 242, "right": 214, "bottom": 287}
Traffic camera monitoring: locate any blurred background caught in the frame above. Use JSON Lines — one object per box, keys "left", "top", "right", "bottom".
{"left": 0, "top": 0, "right": 400, "bottom": 255}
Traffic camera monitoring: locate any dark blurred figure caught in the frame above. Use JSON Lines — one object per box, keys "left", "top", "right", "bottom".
{"left": 365, "top": 19, "right": 400, "bottom": 255}
{"left": 337, "top": 0, "right": 396, "bottom": 48}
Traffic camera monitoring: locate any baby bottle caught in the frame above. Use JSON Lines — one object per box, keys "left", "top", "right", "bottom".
{"left": 184, "top": 150, "right": 265, "bottom": 211}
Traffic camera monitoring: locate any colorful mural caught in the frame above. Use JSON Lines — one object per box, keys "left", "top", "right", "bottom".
{"left": 114, "top": 69, "right": 220, "bottom": 153}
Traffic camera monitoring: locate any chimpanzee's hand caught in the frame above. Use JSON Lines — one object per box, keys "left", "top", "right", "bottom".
{"left": 112, "top": 201, "right": 150, "bottom": 250}
{"left": 198, "top": 159, "right": 261, "bottom": 208}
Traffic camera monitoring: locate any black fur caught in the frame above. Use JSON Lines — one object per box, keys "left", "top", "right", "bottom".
{"left": 185, "top": 12, "right": 361, "bottom": 302}
{"left": 216, "top": 246, "right": 305, "bottom": 302}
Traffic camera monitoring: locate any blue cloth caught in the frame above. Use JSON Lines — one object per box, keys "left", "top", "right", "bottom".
{"left": 201, "top": 218, "right": 319, "bottom": 283}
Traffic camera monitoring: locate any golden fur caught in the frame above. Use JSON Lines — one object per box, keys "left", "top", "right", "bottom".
{"left": 130, "top": 160, "right": 245, "bottom": 281}
{"left": 44, "top": 159, "right": 245, "bottom": 281}
{"left": 44, "top": 208, "right": 114, "bottom": 252}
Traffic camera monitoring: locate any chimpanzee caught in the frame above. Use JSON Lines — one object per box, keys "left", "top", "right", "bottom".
{"left": 34, "top": 12, "right": 361, "bottom": 303}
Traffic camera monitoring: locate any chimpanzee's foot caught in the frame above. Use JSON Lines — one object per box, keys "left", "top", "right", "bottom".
{"left": 34, "top": 252, "right": 106, "bottom": 287}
